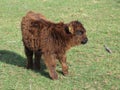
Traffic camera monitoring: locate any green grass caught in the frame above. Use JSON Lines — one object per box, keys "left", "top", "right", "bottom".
{"left": 0, "top": 0, "right": 120, "bottom": 90}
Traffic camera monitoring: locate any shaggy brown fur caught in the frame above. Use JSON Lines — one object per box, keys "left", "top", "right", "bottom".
{"left": 21, "top": 11, "right": 88, "bottom": 80}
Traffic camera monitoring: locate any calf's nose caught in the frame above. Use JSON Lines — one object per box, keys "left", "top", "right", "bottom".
{"left": 81, "top": 38, "right": 88, "bottom": 44}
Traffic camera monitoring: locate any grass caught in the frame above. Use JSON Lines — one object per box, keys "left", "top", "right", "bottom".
{"left": 0, "top": 0, "right": 120, "bottom": 90}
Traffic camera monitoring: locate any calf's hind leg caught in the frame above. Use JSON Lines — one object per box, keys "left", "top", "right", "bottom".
{"left": 24, "top": 47, "right": 33, "bottom": 69}
{"left": 34, "top": 50, "right": 42, "bottom": 70}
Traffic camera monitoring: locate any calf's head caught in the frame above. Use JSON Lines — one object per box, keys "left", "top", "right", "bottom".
{"left": 65, "top": 21, "right": 88, "bottom": 46}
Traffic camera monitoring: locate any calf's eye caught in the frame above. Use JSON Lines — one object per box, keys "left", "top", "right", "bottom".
{"left": 76, "top": 30, "right": 83, "bottom": 35}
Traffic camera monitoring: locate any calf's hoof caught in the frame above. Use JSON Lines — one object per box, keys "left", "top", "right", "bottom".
{"left": 50, "top": 72, "right": 58, "bottom": 80}
{"left": 26, "top": 65, "right": 33, "bottom": 69}
{"left": 34, "top": 63, "right": 41, "bottom": 70}
{"left": 63, "top": 71, "right": 69, "bottom": 76}
{"left": 63, "top": 69, "right": 69, "bottom": 76}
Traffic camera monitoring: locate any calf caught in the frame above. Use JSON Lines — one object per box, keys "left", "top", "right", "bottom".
{"left": 21, "top": 11, "right": 88, "bottom": 80}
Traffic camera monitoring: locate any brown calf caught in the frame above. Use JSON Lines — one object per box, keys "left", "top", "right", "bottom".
{"left": 21, "top": 11, "right": 88, "bottom": 80}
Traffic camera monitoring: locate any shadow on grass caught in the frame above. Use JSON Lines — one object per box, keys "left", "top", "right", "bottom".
{"left": 0, "top": 50, "right": 51, "bottom": 79}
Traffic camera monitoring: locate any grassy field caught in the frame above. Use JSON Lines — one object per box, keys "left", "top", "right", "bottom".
{"left": 0, "top": 0, "right": 120, "bottom": 90}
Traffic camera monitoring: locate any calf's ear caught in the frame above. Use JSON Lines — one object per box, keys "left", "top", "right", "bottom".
{"left": 68, "top": 25, "right": 74, "bottom": 34}
{"left": 65, "top": 25, "right": 74, "bottom": 34}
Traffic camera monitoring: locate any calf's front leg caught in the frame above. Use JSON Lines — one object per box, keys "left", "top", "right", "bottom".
{"left": 58, "top": 55, "right": 68, "bottom": 76}
{"left": 43, "top": 53, "right": 58, "bottom": 80}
